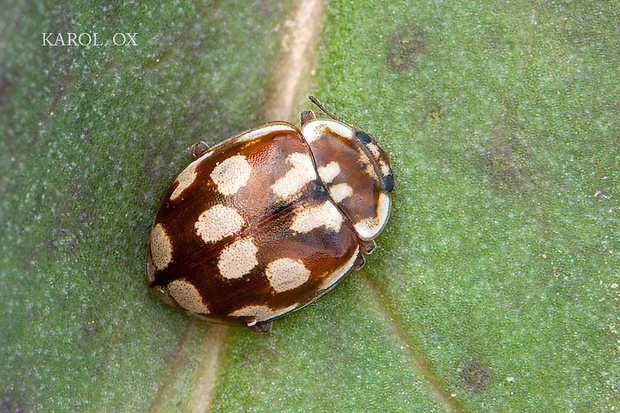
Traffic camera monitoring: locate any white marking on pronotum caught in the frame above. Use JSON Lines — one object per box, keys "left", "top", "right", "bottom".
{"left": 195, "top": 204, "right": 245, "bottom": 243}
{"left": 271, "top": 152, "right": 316, "bottom": 199}
{"left": 290, "top": 201, "right": 343, "bottom": 234}
{"left": 167, "top": 280, "right": 210, "bottom": 314}
{"left": 366, "top": 142, "right": 381, "bottom": 158}
{"left": 265, "top": 258, "right": 311, "bottom": 292}
{"left": 358, "top": 148, "right": 379, "bottom": 182}
{"left": 380, "top": 160, "right": 391, "bottom": 177}
{"left": 229, "top": 303, "right": 299, "bottom": 324}
{"left": 330, "top": 183, "right": 353, "bottom": 203}
{"left": 217, "top": 237, "right": 259, "bottom": 279}
{"left": 302, "top": 119, "right": 354, "bottom": 144}
{"left": 354, "top": 192, "right": 391, "bottom": 240}
{"left": 318, "top": 161, "right": 341, "bottom": 183}
{"left": 150, "top": 223, "right": 173, "bottom": 270}
{"left": 320, "top": 246, "right": 359, "bottom": 291}
{"left": 211, "top": 155, "right": 252, "bottom": 196}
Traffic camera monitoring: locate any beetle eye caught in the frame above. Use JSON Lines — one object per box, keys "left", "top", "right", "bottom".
{"left": 355, "top": 130, "right": 372, "bottom": 144}
{"left": 383, "top": 174, "right": 395, "bottom": 193}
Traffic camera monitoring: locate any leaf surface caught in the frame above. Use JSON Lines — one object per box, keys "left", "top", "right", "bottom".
{"left": 1, "top": 1, "right": 619, "bottom": 412}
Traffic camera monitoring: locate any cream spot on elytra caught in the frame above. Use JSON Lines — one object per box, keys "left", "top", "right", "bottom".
{"left": 229, "top": 303, "right": 299, "bottom": 324}
{"left": 290, "top": 201, "right": 343, "bottom": 234}
{"left": 353, "top": 192, "right": 391, "bottom": 240}
{"left": 380, "top": 160, "right": 391, "bottom": 177}
{"left": 229, "top": 305, "right": 270, "bottom": 319}
{"left": 330, "top": 183, "right": 353, "bottom": 203}
{"left": 150, "top": 223, "right": 173, "bottom": 270}
{"left": 302, "top": 120, "right": 355, "bottom": 144}
{"left": 366, "top": 142, "right": 381, "bottom": 158}
{"left": 211, "top": 155, "right": 252, "bottom": 196}
{"left": 318, "top": 161, "right": 341, "bottom": 183}
{"left": 195, "top": 204, "right": 245, "bottom": 243}
{"left": 271, "top": 153, "right": 316, "bottom": 199}
{"left": 170, "top": 161, "right": 199, "bottom": 201}
{"left": 167, "top": 280, "right": 209, "bottom": 314}
{"left": 359, "top": 148, "right": 379, "bottom": 182}
{"left": 217, "top": 237, "right": 259, "bottom": 279}
{"left": 265, "top": 258, "right": 311, "bottom": 292}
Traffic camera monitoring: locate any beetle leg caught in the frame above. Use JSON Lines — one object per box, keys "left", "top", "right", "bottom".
{"left": 191, "top": 141, "right": 210, "bottom": 160}
{"left": 300, "top": 110, "right": 315, "bottom": 128}
{"left": 249, "top": 320, "right": 273, "bottom": 333}
{"left": 361, "top": 240, "right": 376, "bottom": 254}
{"left": 353, "top": 254, "right": 366, "bottom": 270}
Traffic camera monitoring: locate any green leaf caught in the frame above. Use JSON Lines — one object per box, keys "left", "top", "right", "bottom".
{"left": 1, "top": 0, "right": 619, "bottom": 412}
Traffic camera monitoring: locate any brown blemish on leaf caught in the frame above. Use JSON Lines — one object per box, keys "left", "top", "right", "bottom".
{"left": 387, "top": 26, "right": 426, "bottom": 71}
{"left": 81, "top": 319, "right": 99, "bottom": 341}
{"left": 479, "top": 113, "right": 531, "bottom": 190}
{"left": 460, "top": 362, "right": 490, "bottom": 392}
{"left": 0, "top": 73, "right": 10, "bottom": 107}
{"left": 481, "top": 138, "right": 530, "bottom": 188}
{"left": 422, "top": 97, "right": 444, "bottom": 121}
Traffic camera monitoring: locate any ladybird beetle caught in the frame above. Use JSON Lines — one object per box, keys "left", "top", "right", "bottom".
{"left": 146, "top": 96, "right": 394, "bottom": 332}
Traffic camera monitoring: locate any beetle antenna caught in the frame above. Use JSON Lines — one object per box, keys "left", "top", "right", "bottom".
{"left": 308, "top": 95, "right": 343, "bottom": 122}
